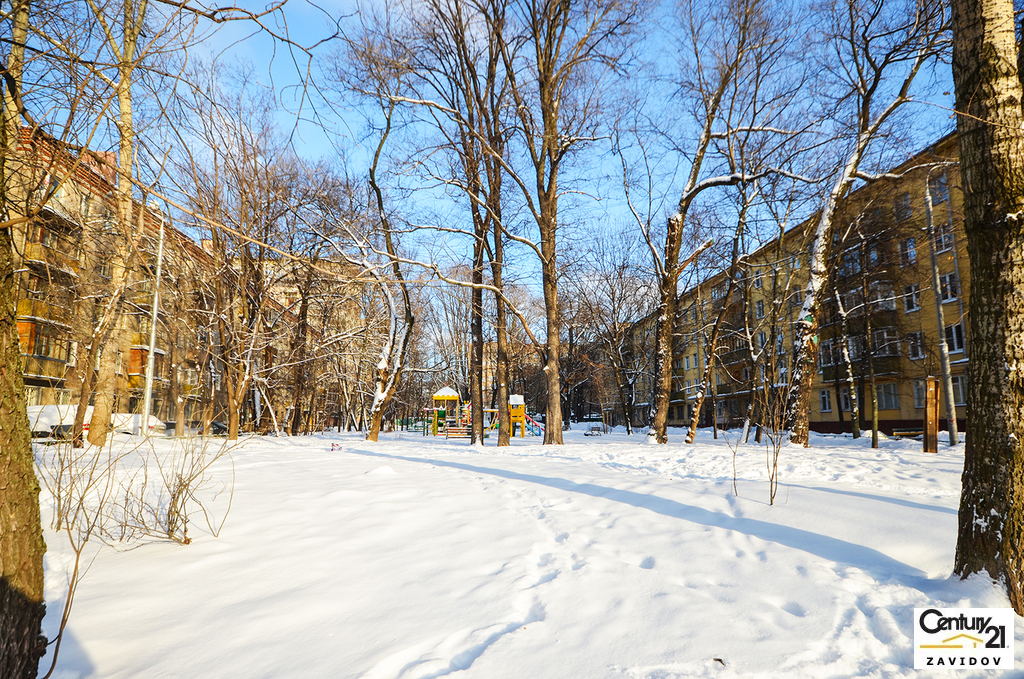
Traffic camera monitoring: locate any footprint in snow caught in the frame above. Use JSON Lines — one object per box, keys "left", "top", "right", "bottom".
{"left": 781, "top": 601, "right": 806, "bottom": 617}
{"left": 639, "top": 556, "right": 656, "bottom": 570}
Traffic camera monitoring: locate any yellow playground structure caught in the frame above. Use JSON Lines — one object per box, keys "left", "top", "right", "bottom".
{"left": 424, "top": 388, "right": 543, "bottom": 438}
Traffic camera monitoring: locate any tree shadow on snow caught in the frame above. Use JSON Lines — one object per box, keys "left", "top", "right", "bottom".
{"left": 787, "top": 483, "right": 958, "bottom": 516}
{"left": 350, "top": 450, "right": 944, "bottom": 590}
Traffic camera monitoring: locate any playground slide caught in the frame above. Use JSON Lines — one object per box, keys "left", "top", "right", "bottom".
{"left": 524, "top": 413, "right": 544, "bottom": 437}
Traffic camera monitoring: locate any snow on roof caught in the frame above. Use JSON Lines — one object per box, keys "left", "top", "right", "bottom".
{"left": 509, "top": 395, "right": 525, "bottom": 405}
{"left": 433, "top": 387, "right": 460, "bottom": 399}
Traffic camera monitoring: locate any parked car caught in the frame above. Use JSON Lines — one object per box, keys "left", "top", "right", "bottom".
{"left": 26, "top": 405, "right": 90, "bottom": 438}
{"left": 112, "top": 413, "right": 167, "bottom": 435}
{"left": 199, "top": 421, "right": 228, "bottom": 436}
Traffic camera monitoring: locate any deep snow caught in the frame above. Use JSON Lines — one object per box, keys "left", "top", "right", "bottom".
{"left": 36, "top": 427, "right": 1024, "bottom": 678}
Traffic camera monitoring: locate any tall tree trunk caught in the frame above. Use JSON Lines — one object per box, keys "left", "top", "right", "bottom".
{"left": 470, "top": 232, "right": 485, "bottom": 445}
{"left": 835, "top": 290, "right": 860, "bottom": 439}
{"left": 491, "top": 250, "right": 511, "bottom": 446}
{"left": 925, "top": 178, "right": 960, "bottom": 445}
{"left": 290, "top": 287, "right": 310, "bottom": 436}
{"left": 950, "top": 0, "right": 1024, "bottom": 613}
{"left": 538, "top": 201, "right": 563, "bottom": 444}
{"left": 1, "top": 0, "right": 48, "bottom": 672}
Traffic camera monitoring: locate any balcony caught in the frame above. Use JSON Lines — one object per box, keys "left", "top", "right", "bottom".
{"left": 23, "top": 242, "right": 79, "bottom": 276}
{"left": 17, "top": 298, "right": 68, "bottom": 324}
{"left": 21, "top": 355, "right": 68, "bottom": 382}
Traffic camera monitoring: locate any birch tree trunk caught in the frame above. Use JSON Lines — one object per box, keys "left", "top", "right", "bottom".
{"left": 925, "top": 178, "right": 960, "bottom": 445}
{"left": 949, "top": 0, "right": 1024, "bottom": 613}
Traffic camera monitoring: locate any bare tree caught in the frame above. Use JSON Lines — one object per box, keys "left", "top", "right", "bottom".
{"left": 784, "top": 0, "right": 949, "bottom": 445}
{"left": 949, "top": 0, "right": 1024, "bottom": 614}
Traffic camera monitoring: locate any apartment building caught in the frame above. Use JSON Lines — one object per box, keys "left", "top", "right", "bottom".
{"left": 630, "top": 132, "right": 969, "bottom": 435}
{"left": 9, "top": 129, "right": 217, "bottom": 428}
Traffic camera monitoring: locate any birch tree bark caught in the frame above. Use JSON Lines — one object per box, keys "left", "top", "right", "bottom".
{"left": 949, "top": 0, "right": 1024, "bottom": 613}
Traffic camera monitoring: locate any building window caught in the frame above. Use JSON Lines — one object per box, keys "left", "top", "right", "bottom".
{"left": 872, "top": 327, "right": 900, "bottom": 356}
{"left": 28, "top": 323, "right": 69, "bottom": 361}
{"left": 790, "top": 290, "right": 802, "bottom": 307}
{"left": 842, "top": 289, "right": 864, "bottom": 315}
{"left": 895, "top": 192, "right": 912, "bottom": 221}
{"left": 907, "top": 331, "right": 926, "bottom": 360}
{"left": 913, "top": 380, "right": 926, "bottom": 409}
{"left": 753, "top": 269, "right": 762, "bottom": 288}
{"left": 674, "top": 358, "right": 682, "bottom": 370}
{"left": 876, "top": 382, "right": 900, "bottom": 410}
{"left": 945, "top": 322, "right": 965, "bottom": 353}
{"left": 903, "top": 284, "right": 921, "bottom": 312}
{"left": 867, "top": 243, "right": 882, "bottom": 268}
{"left": 939, "top": 272, "right": 959, "bottom": 302}
{"left": 25, "top": 386, "right": 44, "bottom": 407}
{"left": 929, "top": 172, "right": 949, "bottom": 204}
{"left": 820, "top": 339, "right": 835, "bottom": 367}
{"left": 840, "top": 252, "right": 861, "bottom": 277}
{"left": 684, "top": 356, "right": 690, "bottom": 370}
{"left": 692, "top": 353, "right": 698, "bottom": 369}
{"left": 935, "top": 219, "right": 955, "bottom": 252}
{"left": 951, "top": 375, "right": 968, "bottom": 406}
{"left": 870, "top": 281, "right": 895, "bottom": 310}
{"left": 776, "top": 332, "right": 786, "bottom": 355}
{"left": 755, "top": 300, "right": 765, "bottom": 319}
{"left": 900, "top": 238, "right": 917, "bottom": 266}
{"left": 757, "top": 331, "right": 767, "bottom": 350}
{"left": 691, "top": 306, "right": 698, "bottom": 322}
{"left": 849, "top": 335, "right": 866, "bottom": 361}
{"left": 820, "top": 389, "right": 832, "bottom": 413}
{"left": 840, "top": 388, "right": 852, "bottom": 412}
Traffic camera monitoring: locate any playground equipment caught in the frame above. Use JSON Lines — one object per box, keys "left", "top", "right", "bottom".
{"left": 424, "top": 389, "right": 544, "bottom": 439}
{"left": 508, "top": 395, "right": 544, "bottom": 437}
{"left": 429, "top": 387, "right": 461, "bottom": 436}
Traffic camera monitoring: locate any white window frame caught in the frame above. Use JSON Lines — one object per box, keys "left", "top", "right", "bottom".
{"left": 900, "top": 238, "right": 917, "bottom": 266}
{"left": 819, "top": 389, "right": 832, "bottom": 413}
{"left": 951, "top": 375, "right": 967, "bottom": 406}
{"left": 913, "top": 379, "right": 926, "bottom": 409}
{"left": 939, "top": 271, "right": 959, "bottom": 302}
{"left": 907, "top": 331, "right": 925, "bottom": 360}
{"left": 876, "top": 382, "right": 900, "bottom": 411}
{"left": 903, "top": 283, "right": 921, "bottom": 312}
{"left": 945, "top": 322, "right": 965, "bottom": 353}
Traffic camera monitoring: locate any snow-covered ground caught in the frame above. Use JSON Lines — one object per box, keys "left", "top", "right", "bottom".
{"left": 37, "top": 427, "right": 1023, "bottom": 678}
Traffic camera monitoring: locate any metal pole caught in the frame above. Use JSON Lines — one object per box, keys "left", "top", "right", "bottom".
{"left": 140, "top": 209, "right": 165, "bottom": 436}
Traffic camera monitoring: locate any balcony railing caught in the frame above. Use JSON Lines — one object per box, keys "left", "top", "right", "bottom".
{"left": 16, "top": 298, "right": 69, "bottom": 323}
{"left": 23, "top": 242, "right": 80, "bottom": 276}
{"left": 21, "top": 355, "right": 68, "bottom": 381}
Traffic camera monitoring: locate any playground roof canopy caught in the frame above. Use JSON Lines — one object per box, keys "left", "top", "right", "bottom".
{"left": 433, "top": 387, "right": 460, "bottom": 399}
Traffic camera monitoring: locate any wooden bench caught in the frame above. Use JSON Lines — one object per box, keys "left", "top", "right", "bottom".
{"left": 445, "top": 427, "right": 472, "bottom": 439}
{"left": 892, "top": 428, "right": 923, "bottom": 439}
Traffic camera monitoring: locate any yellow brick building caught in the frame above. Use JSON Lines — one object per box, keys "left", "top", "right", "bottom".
{"left": 649, "top": 133, "right": 968, "bottom": 435}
